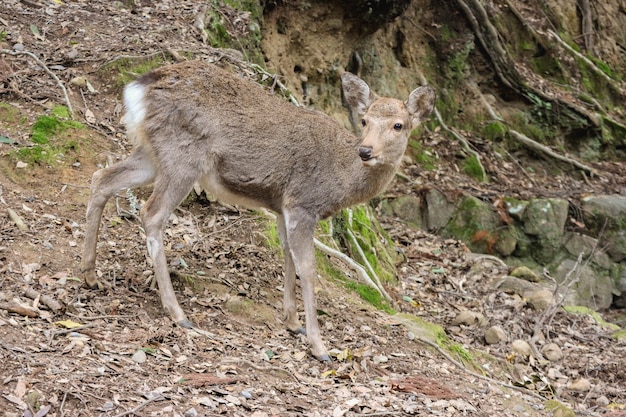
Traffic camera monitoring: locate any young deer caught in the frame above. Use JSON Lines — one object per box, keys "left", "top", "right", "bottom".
{"left": 80, "top": 60, "right": 435, "bottom": 361}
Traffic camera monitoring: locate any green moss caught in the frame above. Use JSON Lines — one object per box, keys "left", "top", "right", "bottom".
{"left": 462, "top": 154, "right": 486, "bottom": 182}
{"left": 0, "top": 102, "right": 21, "bottom": 124}
{"left": 545, "top": 400, "right": 575, "bottom": 417}
{"left": 203, "top": 0, "right": 264, "bottom": 64}
{"left": 31, "top": 116, "right": 59, "bottom": 144}
{"left": 104, "top": 56, "right": 164, "bottom": 86}
{"left": 343, "top": 280, "right": 395, "bottom": 314}
{"left": 0, "top": 31, "right": 7, "bottom": 42}
{"left": 12, "top": 107, "right": 84, "bottom": 166}
{"left": 563, "top": 306, "right": 620, "bottom": 331}
{"left": 333, "top": 206, "right": 399, "bottom": 285}
{"left": 482, "top": 121, "right": 508, "bottom": 141}
{"left": 408, "top": 138, "right": 437, "bottom": 170}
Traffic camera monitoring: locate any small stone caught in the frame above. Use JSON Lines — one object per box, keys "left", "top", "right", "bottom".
{"left": 484, "top": 325, "right": 508, "bottom": 345}
{"left": 452, "top": 310, "right": 487, "bottom": 326}
{"left": 511, "top": 339, "right": 532, "bottom": 357}
{"left": 541, "top": 343, "right": 563, "bottom": 361}
{"left": 16, "top": 161, "right": 28, "bottom": 169}
{"left": 373, "top": 355, "right": 388, "bottom": 364}
{"left": 511, "top": 266, "right": 540, "bottom": 282}
{"left": 131, "top": 349, "right": 147, "bottom": 364}
{"left": 596, "top": 395, "right": 609, "bottom": 406}
{"left": 526, "top": 289, "right": 553, "bottom": 310}
{"left": 184, "top": 408, "right": 198, "bottom": 417}
{"left": 568, "top": 378, "right": 591, "bottom": 391}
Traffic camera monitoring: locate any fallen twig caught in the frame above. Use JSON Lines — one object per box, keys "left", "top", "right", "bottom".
{"left": 0, "top": 49, "right": 74, "bottom": 117}
{"left": 314, "top": 238, "right": 391, "bottom": 302}
{"left": 111, "top": 394, "right": 164, "bottom": 417}
{"left": 7, "top": 208, "right": 28, "bottom": 231}
{"left": 24, "top": 287, "right": 64, "bottom": 312}
{"left": 509, "top": 130, "right": 597, "bottom": 176}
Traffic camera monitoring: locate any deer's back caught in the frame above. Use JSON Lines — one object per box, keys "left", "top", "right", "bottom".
{"left": 129, "top": 61, "right": 370, "bottom": 215}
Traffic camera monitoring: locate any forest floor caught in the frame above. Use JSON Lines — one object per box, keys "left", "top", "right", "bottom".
{"left": 1, "top": 1, "right": 626, "bottom": 416}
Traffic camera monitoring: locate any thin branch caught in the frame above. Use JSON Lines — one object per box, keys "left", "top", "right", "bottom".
{"left": 546, "top": 29, "right": 624, "bottom": 97}
{"left": 111, "top": 394, "right": 164, "bottom": 417}
{"left": 509, "top": 130, "right": 597, "bottom": 176}
{"left": 0, "top": 49, "right": 74, "bottom": 118}
{"left": 314, "top": 238, "right": 391, "bottom": 302}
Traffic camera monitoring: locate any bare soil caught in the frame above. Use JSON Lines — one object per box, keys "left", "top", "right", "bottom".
{"left": 1, "top": 1, "right": 625, "bottom": 416}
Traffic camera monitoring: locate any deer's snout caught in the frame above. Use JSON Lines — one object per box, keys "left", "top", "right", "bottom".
{"left": 359, "top": 146, "right": 373, "bottom": 161}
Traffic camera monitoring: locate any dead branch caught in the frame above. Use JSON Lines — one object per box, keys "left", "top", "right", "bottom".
{"left": 314, "top": 238, "right": 392, "bottom": 302}
{"left": 577, "top": 0, "right": 594, "bottom": 53}
{"left": 509, "top": 130, "right": 597, "bottom": 176}
{"left": 546, "top": 29, "right": 625, "bottom": 97}
{"left": 455, "top": 0, "right": 601, "bottom": 128}
{"left": 0, "top": 302, "right": 39, "bottom": 318}
{"left": 24, "top": 287, "right": 64, "bottom": 312}
{"left": 0, "top": 49, "right": 74, "bottom": 118}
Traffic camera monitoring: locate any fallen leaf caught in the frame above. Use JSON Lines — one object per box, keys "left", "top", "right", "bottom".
{"left": 54, "top": 319, "right": 84, "bottom": 329}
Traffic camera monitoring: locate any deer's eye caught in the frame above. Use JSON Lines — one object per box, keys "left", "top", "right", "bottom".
{"left": 393, "top": 123, "right": 403, "bottom": 131}
{"left": 361, "top": 119, "right": 366, "bottom": 127}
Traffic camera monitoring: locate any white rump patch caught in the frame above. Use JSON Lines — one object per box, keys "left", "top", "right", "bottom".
{"left": 124, "top": 81, "right": 146, "bottom": 136}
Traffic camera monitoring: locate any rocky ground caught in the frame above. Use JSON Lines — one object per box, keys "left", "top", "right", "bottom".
{"left": 1, "top": 1, "right": 626, "bottom": 416}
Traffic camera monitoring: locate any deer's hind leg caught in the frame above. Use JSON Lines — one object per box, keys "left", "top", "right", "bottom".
{"left": 140, "top": 169, "right": 199, "bottom": 328}
{"left": 276, "top": 213, "right": 305, "bottom": 334}
{"left": 81, "top": 146, "right": 155, "bottom": 289}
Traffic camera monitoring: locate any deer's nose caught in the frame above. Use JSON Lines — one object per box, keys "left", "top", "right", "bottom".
{"left": 359, "top": 146, "right": 373, "bottom": 161}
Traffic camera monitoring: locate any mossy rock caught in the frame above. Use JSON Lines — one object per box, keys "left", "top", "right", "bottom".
{"left": 378, "top": 195, "right": 422, "bottom": 229}
{"left": 522, "top": 198, "right": 568, "bottom": 264}
{"left": 333, "top": 205, "right": 400, "bottom": 285}
{"left": 443, "top": 195, "right": 499, "bottom": 253}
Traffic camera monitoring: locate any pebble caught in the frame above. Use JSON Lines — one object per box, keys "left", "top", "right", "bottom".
{"left": 511, "top": 339, "right": 532, "bottom": 357}
{"left": 510, "top": 266, "right": 540, "bottom": 282}
{"left": 183, "top": 408, "right": 198, "bottom": 417}
{"left": 568, "top": 378, "right": 591, "bottom": 391}
{"left": 484, "top": 325, "right": 508, "bottom": 344}
{"left": 526, "top": 289, "right": 553, "bottom": 310}
{"left": 541, "top": 343, "right": 563, "bottom": 361}
{"left": 131, "top": 349, "right": 147, "bottom": 364}
{"left": 596, "top": 395, "right": 610, "bottom": 406}
{"left": 452, "top": 310, "right": 487, "bottom": 326}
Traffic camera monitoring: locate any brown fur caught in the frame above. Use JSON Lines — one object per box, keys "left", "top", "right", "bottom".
{"left": 80, "top": 60, "right": 435, "bottom": 360}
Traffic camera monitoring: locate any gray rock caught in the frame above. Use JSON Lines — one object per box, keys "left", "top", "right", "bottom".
{"left": 554, "top": 259, "right": 614, "bottom": 310}
{"left": 484, "top": 325, "right": 508, "bottom": 344}
{"left": 526, "top": 289, "right": 553, "bottom": 311}
{"left": 511, "top": 339, "right": 532, "bottom": 357}
{"left": 582, "top": 195, "right": 626, "bottom": 261}
{"left": 452, "top": 310, "right": 487, "bottom": 326}
{"left": 131, "top": 349, "right": 147, "bottom": 364}
{"left": 541, "top": 343, "right": 563, "bottom": 361}
{"left": 425, "top": 188, "right": 456, "bottom": 230}
{"left": 381, "top": 195, "right": 422, "bottom": 229}
{"left": 522, "top": 198, "right": 569, "bottom": 264}
{"left": 563, "top": 232, "right": 611, "bottom": 269}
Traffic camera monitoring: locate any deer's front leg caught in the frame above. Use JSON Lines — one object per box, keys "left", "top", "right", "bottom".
{"left": 283, "top": 209, "right": 330, "bottom": 362}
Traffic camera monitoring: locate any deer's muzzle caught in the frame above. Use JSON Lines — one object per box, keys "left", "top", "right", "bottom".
{"left": 358, "top": 146, "right": 373, "bottom": 161}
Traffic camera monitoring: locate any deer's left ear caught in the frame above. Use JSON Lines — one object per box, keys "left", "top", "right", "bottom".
{"left": 406, "top": 85, "right": 436, "bottom": 126}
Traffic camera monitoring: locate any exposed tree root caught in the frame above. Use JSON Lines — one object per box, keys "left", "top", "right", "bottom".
{"left": 0, "top": 48, "right": 74, "bottom": 118}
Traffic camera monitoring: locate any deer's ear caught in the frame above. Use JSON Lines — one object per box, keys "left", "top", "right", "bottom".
{"left": 406, "top": 85, "right": 436, "bottom": 126}
{"left": 341, "top": 72, "right": 377, "bottom": 115}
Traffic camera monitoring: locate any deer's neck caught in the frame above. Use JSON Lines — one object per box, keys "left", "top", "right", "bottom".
{"left": 329, "top": 161, "right": 398, "bottom": 217}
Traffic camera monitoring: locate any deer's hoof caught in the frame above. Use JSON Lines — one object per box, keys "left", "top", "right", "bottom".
{"left": 177, "top": 319, "right": 194, "bottom": 329}
{"left": 288, "top": 326, "right": 306, "bottom": 335}
{"left": 315, "top": 353, "right": 332, "bottom": 362}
